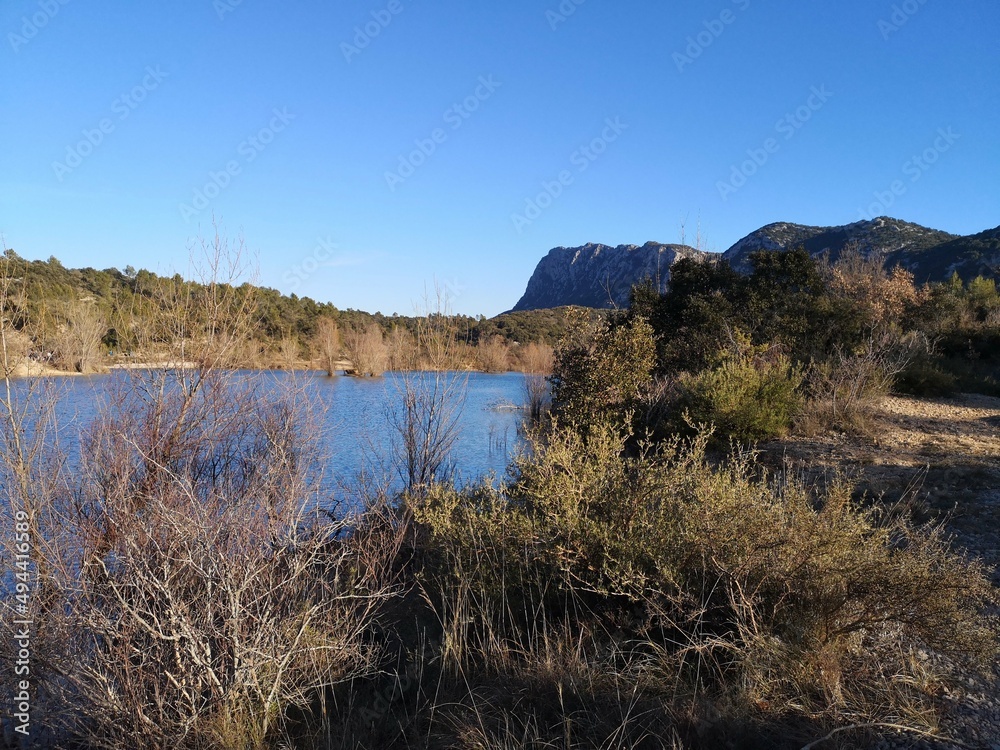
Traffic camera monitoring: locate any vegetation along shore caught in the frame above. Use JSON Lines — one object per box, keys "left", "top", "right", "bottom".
{"left": 2, "top": 236, "right": 1000, "bottom": 749}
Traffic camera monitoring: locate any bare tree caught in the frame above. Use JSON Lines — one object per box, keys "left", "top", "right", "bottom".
{"left": 387, "top": 324, "right": 418, "bottom": 371}
{"left": 278, "top": 333, "right": 301, "bottom": 370}
{"left": 415, "top": 286, "right": 465, "bottom": 371}
{"left": 476, "top": 335, "right": 509, "bottom": 373}
{"left": 313, "top": 316, "right": 341, "bottom": 376}
{"left": 343, "top": 322, "right": 389, "bottom": 377}
{"left": 57, "top": 299, "right": 106, "bottom": 373}
{"left": 117, "top": 228, "right": 258, "bottom": 372}
{"left": 388, "top": 287, "right": 467, "bottom": 495}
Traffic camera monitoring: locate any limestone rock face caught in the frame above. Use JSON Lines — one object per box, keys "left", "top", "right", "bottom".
{"left": 512, "top": 241, "right": 706, "bottom": 311}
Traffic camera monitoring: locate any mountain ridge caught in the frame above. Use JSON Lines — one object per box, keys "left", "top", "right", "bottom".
{"left": 512, "top": 217, "right": 1000, "bottom": 311}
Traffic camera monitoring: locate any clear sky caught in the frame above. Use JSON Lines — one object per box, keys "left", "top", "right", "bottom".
{"left": 1, "top": 0, "right": 997, "bottom": 316}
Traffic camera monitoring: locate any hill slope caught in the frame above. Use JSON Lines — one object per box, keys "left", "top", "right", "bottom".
{"left": 723, "top": 217, "right": 999, "bottom": 282}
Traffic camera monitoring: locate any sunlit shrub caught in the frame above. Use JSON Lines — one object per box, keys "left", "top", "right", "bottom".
{"left": 674, "top": 334, "right": 804, "bottom": 442}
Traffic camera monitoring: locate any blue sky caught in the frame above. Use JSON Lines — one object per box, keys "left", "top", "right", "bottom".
{"left": 1, "top": 0, "right": 997, "bottom": 316}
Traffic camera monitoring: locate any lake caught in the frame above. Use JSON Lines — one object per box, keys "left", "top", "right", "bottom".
{"left": 5, "top": 370, "right": 531, "bottom": 503}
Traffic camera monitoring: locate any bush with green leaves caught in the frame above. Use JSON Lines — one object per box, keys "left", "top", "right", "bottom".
{"left": 549, "top": 316, "right": 656, "bottom": 433}
{"left": 672, "top": 333, "right": 804, "bottom": 442}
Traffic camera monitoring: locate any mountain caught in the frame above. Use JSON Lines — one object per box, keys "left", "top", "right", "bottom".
{"left": 511, "top": 242, "right": 705, "bottom": 312}
{"left": 903, "top": 225, "right": 1000, "bottom": 282}
{"left": 722, "top": 217, "right": 999, "bottom": 283}
{"left": 512, "top": 218, "right": 999, "bottom": 311}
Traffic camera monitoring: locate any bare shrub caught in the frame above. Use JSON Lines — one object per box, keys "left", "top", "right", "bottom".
{"left": 386, "top": 325, "right": 419, "bottom": 371}
{"left": 388, "top": 370, "right": 466, "bottom": 496}
{"left": 1, "top": 246, "right": 69, "bottom": 611}
{"left": 387, "top": 293, "right": 467, "bottom": 496}
{"left": 823, "top": 243, "right": 922, "bottom": 328}
{"left": 519, "top": 341, "right": 553, "bottom": 425}
{"left": 801, "top": 329, "right": 929, "bottom": 434}
{"left": 476, "top": 335, "right": 509, "bottom": 373}
{"left": 343, "top": 323, "right": 389, "bottom": 377}
{"left": 0, "top": 238, "right": 404, "bottom": 749}
{"left": 56, "top": 299, "right": 107, "bottom": 373}
{"left": 313, "top": 316, "right": 341, "bottom": 376}
{"left": 52, "top": 374, "right": 402, "bottom": 749}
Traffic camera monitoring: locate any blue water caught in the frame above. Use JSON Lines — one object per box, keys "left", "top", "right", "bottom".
{"left": 4, "top": 370, "right": 529, "bottom": 501}
{"left": 311, "top": 370, "right": 525, "bottom": 489}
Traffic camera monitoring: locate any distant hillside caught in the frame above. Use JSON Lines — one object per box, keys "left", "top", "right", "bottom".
{"left": 0, "top": 250, "right": 578, "bottom": 356}
{"left": 476, "top": 306, "right": 606, "bottom": 344}
{"left": 513, "top": 218, "right": 999, "bottom": 311}
{"left": 722, "top": 217, "right": 999, "bottom": 283}
{"left": 905, "top": 225, "right": 1000, "bottom": 282}
{"left": 512, "top": 242, "right": 705, "bottom": 312}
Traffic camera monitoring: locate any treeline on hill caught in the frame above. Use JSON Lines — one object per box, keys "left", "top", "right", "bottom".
{"left": 0, "top": 248, "right": 597, "bottom": 375}
{"left": 551, "top": 245, "right": 1000, "bottom": 443}
{"left": 3, "top": 243, "right": 999, "bottom": 750}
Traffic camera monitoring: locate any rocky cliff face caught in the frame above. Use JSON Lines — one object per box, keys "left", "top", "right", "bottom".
{"left": 513, "top": 218, "right": 999, "bottom": 310}
{"left": 511, "top": 242, "right": 705, "bottom": 311}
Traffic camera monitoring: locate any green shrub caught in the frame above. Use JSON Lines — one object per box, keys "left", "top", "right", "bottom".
{"left": 674, "top": 335, "right": 804, "bottom": 442}
{"left": 550, "top": 317, "right": 656, "bottom": 434}
{"left": 895, "top": 358, "right": 959, "bottom": 397}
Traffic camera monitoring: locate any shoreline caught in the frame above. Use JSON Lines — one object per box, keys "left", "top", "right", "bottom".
{"left": 8, "top": 360, "right": 542, "bottom": 379}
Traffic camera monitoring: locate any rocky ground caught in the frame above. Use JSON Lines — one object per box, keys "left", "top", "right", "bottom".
{"left": 762, "top": 394, "right": 1000, "bottom": 749}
